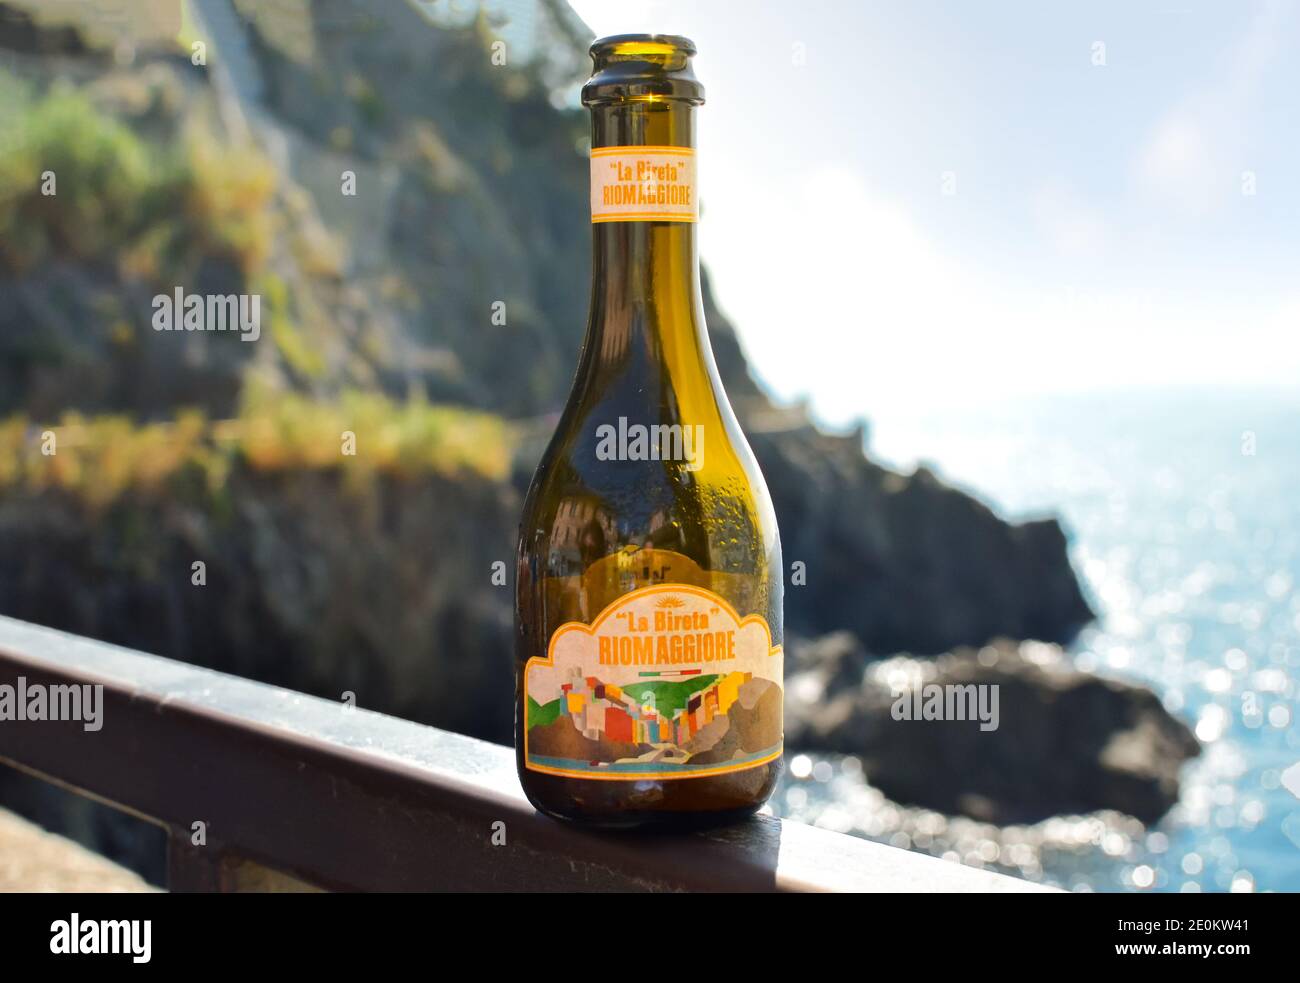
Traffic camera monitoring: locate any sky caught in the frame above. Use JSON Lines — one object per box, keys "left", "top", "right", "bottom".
{"left": 567, "top": 0, "right": 1300, "bottom": 427}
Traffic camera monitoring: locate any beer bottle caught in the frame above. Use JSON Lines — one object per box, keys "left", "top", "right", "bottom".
{"left": 515, "top": 34, "right": 783, "bottom": 828}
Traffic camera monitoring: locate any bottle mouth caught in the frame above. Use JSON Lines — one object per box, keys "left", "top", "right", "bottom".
{"left": 582, "top": 34, "right": 705, "bottom": 107}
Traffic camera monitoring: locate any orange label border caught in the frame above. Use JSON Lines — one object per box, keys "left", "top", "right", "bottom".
{"left": 590, "top": 146, "right": 698, "bottom": 225}
{"left": 523, "top": 584, "right": 782, "bottom": 781}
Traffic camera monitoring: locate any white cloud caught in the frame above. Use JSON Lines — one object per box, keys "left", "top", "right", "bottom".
{"left": 702, "top": 166, "right": 998, "bottom": 418}
{"left": 704, "top": 165, "right": 1300, "bottom": 423}
{"left": 1136, "top": 114, "right": 1221, "bottom": 217}
{"left": 1133, "top": 1, "right": 1289, "bottom": 217}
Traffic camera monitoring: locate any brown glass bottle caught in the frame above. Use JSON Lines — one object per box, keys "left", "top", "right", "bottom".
{"left": 515, "top": 35, "right": 783, "bottom": 829}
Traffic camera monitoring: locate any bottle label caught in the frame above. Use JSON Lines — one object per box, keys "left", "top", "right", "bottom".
{"left": 590, "top": 146, "right": 698, "bottom": 224}
{"left": 523, "top": 585, "right": 783, "bottom": 780}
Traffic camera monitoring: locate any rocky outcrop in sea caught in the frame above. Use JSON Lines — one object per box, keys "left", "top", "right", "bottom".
{"left": 786, "top": 633, "right": 1200, "bottom": 823}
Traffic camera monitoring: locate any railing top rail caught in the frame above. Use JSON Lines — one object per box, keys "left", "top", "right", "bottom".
{"left": 0, "top": 615, "right": 1053, "bottom": 893}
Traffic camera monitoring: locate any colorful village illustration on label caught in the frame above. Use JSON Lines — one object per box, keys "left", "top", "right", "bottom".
{"left": 524, "top": 585, "right": 783, "bottom": 780}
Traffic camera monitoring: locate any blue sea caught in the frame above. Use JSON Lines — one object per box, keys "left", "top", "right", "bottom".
{"left": 770, "top": 387, "right": 1300, "bottom": 892}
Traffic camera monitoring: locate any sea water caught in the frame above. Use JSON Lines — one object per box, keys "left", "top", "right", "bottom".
{"left": 770, "top": 387, "right": 1300, "bottom": 892}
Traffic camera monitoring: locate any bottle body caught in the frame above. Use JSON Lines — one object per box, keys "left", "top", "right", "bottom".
{"left": 514, "top": 36, "right": 783, "bottom": 828}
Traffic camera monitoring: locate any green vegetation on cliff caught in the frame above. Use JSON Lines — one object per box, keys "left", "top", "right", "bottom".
{"left": 0, "top": 75, "right": 275, "bottom": 279}
{"left": 0, "top": 386, "right": 514, "bottom": 508}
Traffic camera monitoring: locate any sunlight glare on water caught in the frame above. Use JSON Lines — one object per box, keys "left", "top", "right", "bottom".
{"left": 771, "top": 388, "right": 1300, "bottom": 892}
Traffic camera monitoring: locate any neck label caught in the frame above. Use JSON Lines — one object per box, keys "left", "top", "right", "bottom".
{"left": 590, "top": 146, "right": 697, "bottom": 223}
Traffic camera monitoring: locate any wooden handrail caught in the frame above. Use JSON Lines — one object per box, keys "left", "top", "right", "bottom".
{"left": 0, "top": 616, "right": 1053, "bottom": 892}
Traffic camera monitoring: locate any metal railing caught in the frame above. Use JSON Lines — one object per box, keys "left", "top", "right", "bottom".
{"left": 0, "top": 616, "right": 1052, "bottom": 892}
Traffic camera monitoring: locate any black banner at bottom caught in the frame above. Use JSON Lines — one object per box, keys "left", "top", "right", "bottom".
{"left": 0, "top": 890, "right": 1284, "bottom": 971}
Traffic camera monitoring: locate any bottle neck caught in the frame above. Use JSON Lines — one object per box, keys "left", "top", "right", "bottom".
{"left": 586, "top": 101, "right": 708, "bottom": 378}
